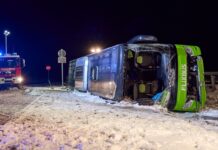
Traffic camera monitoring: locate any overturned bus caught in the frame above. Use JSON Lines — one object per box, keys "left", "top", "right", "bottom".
{"left": 68, "top": 35, "right": 206, "bottom": 112}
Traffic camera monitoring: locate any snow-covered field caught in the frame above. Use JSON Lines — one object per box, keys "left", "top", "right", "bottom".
{"left": 1, "top": 87, "right": 218, "bottom": 150}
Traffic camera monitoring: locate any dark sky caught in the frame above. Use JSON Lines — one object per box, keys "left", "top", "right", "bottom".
{"left": 0, "top": 0, "right": 218, "bottom": 83}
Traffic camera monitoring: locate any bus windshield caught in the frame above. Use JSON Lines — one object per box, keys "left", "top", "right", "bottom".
{"left": 0, "top": 57, "right": 20, "bottom": 68}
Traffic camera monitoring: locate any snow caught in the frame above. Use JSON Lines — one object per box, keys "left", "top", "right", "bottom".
{"left": 1, "top": 87, "right": 218, "bottom": 149}
{"left": 199, "top": 109, "right": 218, "bottom": 118}
{"left": 27, "top": 87, "right": 164, "bottom": 112}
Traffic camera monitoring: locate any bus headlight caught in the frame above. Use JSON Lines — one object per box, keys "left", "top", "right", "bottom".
{"left": 17, "top": 77, "right": 24, "bottom": 83}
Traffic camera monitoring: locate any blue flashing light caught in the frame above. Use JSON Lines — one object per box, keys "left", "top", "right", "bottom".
{"left": 0, "top": 52, "right": 2, "bottom": 56}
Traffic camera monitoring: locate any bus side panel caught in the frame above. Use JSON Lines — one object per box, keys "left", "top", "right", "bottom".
{"left": 114, "top": 45, "right": 125, "bottom": 100}
{"left": 87, "top": 55, "right": 98, "bottom": 94}
{"left": 173, "top": 45, "right": 188, "bottom": 111}
{"left": 88, "top": 45, "right": 123, "bottom": 100}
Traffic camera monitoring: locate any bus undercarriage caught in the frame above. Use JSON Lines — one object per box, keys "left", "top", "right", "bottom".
{"left": 123, "top": 44, "right": 206, "bottom": 111}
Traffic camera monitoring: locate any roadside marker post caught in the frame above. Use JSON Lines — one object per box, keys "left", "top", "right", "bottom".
{"left": 58, "top": 49, "right": 67, "bottom": 86}
{"left": 46, "top": 65, "right": 51, "bottom": 87}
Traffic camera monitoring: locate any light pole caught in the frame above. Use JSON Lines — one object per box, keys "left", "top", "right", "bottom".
{"left": 4, "top": 30, "right": 10, "bottom": 54}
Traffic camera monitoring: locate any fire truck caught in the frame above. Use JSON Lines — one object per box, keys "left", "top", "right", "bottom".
{"left": 0, "top": 53, "right": 25, "bottom": 88}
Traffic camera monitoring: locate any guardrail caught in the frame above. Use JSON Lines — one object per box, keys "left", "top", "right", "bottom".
{"left": 204, "top": 72, "right": 218, "bottom": 91}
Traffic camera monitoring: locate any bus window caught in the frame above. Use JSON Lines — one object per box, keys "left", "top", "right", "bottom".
{"left": 91, "top": 66, "right": 98, "bottom": 81}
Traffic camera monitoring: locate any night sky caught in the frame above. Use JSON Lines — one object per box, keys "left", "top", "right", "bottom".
{"left": 0, "top": 0, "right": 217, "bottom": 84}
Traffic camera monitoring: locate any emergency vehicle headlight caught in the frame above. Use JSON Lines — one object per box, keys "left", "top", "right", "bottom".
{"left": 17, "top": 77, "right": 24, "bottom": 83}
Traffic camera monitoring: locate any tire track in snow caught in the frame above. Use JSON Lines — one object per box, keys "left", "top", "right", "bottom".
{"left": 10, "top": 94, "right": 45, "bottom": 120}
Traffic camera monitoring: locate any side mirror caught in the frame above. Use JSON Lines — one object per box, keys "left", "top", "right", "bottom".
{"left": 22, "top": 59, "right": 26, "bottom": 68}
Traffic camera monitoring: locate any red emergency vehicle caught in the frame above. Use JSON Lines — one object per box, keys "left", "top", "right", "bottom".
{"left": 0, "top": 53, "right": 25, "bottom": 88}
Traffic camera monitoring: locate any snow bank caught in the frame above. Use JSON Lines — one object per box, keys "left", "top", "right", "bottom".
{"left": 26, "top": 87, "right": 165, "bottom": 113}
{"left": 199, "top": 109, "right": 218, "bottom": 118}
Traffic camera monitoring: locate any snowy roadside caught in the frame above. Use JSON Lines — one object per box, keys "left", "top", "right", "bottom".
{"left": 1, "top": 87, "right": 218, "bottom": 150}
{"left": 26, "top": 86, "right": 167, "bottom": 112}
{"left": 26, "top": 86, "right": 218, "bottom": 129}
{"left": 0, "top": 89, "right": 36, "bottom": 125}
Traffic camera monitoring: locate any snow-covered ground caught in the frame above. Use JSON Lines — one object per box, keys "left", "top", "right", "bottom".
{"left": 1, "top": 87, "right": 218, "bottom": 150}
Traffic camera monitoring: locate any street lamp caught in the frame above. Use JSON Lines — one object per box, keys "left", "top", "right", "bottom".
{"left": 4, "top": 30, "right": 10, "bottom": 54}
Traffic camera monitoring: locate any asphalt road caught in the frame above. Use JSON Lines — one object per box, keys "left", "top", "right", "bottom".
{"left": 0, "top": 88, "right": 36, "bottom": 125}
